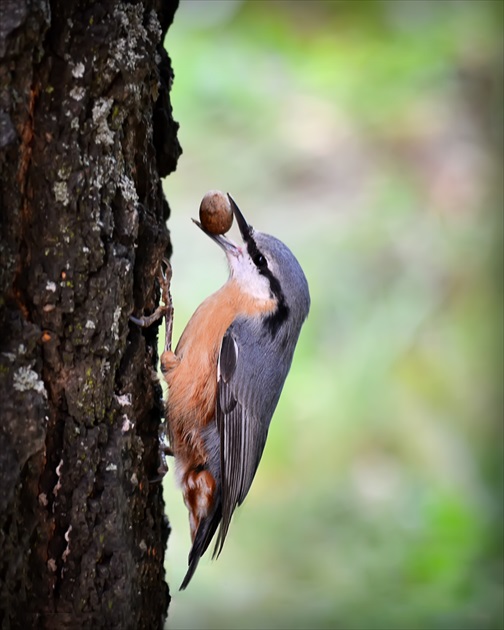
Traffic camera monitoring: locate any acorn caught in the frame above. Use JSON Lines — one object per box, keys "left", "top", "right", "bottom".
{"left": 199, "top": 190, "right": 233, "bottom": 235}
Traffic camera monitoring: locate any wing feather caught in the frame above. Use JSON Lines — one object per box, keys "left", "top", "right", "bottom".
{"left": 213, "top": 322, "right": 289, "bottom": 557}
{"left": 183, "top": 313, "right": 303, "bottom": 587}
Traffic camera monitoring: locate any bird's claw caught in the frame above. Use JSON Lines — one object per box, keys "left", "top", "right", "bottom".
{"left": 149, "top": 433, "right": 174, "bottom": 483}
{"left": 130, "top": 258, "right": 174, "bottom": 352}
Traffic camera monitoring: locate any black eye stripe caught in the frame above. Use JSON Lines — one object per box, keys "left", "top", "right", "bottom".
{"left": 264, "top": 299, "right": 289, "bottom": 336}
{"left": 247, "top": 238, "right": 269, "bottom": 270}
{"left": 247, "top": 239, "right": 263, "bottom": 264}
{"left": 247, "top": 236, "right": 289, "bottom": 337}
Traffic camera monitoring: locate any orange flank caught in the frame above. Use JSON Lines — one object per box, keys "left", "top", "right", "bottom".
{"left": 161, "top": 279, "right": 275, "bottom": 539}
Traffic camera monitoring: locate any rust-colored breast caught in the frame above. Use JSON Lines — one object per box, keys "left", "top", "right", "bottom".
{"left": 163, "top": 280, "right": 274, "bottom": 475}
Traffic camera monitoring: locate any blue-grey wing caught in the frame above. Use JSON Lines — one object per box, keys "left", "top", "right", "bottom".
{"left": 212, "top": 316, "right": 298, "bottom": 556}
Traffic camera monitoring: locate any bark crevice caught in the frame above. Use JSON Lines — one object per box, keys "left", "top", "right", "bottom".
{"left": 1, "top": 1, "right": 181, "bottom": 628}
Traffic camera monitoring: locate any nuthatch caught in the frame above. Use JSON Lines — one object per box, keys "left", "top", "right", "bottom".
{"left": 136, "top": 194, "right": 310, "bottom": 589}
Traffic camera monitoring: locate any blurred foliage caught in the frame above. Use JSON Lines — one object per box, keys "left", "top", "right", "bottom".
{"left": 161, "top": 1, "right": 503, "bottom": 628}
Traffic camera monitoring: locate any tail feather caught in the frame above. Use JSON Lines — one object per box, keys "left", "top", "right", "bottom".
{"left": 179, "top": 499, "right": 222, "bottom": 590}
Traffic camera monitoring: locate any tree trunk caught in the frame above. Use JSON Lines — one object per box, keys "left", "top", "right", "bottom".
{"left": 0, "top": 0, "right": 181, "bottom": 628}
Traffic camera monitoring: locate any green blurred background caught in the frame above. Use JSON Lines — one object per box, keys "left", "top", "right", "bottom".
{"left": 161, "top": 1, "right": 503, "bottom": 628}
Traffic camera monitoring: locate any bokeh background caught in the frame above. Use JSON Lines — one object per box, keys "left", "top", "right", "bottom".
{"left": 161, "top": 1, "right": 503, "bottom": 628}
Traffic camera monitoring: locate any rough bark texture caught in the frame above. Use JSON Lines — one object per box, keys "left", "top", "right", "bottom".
{"left": 0, "top": 0, "right": 181, "bottom": 628}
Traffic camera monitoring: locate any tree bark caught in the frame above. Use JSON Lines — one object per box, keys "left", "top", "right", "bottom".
{"left": 0, "top": 0, "right": 181, "bottom": 628}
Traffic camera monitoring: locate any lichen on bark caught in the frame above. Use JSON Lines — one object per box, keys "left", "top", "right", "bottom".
{"left": 0, "top": 1, "right": 181, "bottom": 628}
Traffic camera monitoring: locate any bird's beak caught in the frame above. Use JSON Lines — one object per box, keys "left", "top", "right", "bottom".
{"left": 227, "top": 194, "right": 252, "bottom": 242}
{"left": 193, "top": 193, "right": 252, "bottom": 257}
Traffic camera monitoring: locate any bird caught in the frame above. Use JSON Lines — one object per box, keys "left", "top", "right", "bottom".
{"left": 159, "top": 194, "right": 310, "bottom": 589}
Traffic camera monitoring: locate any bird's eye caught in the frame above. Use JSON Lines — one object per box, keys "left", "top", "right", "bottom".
{"left": 253, "top": 253, "right": 267, "bottom": 268}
